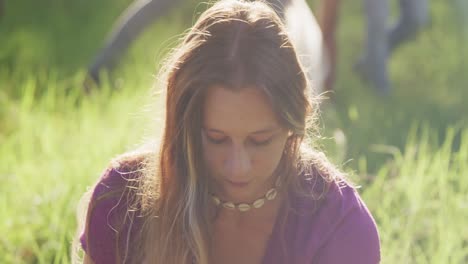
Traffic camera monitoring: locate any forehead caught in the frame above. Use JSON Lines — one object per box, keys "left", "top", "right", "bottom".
{"left": 203, "top": 85, "right": 280, "bottom": 133}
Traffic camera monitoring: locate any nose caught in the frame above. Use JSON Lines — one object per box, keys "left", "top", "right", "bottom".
{"left": 224, "top": 143, "right": 251, "bottom": 181}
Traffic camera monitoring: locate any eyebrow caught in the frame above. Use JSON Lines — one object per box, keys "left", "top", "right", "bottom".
{"left": 204, "top": 127, "right": 280, "bottom": 135}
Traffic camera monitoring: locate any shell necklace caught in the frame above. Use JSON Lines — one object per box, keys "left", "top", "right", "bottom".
{"left": 210, "top": 178, "right": 281, "bottom": 212}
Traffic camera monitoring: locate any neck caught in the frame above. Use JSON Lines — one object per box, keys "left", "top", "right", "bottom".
{"left": 213, "top": 189, "right": 285, "bottom": 227}
{"left": 211, "top": 174, "right": 280, "bottom": 204}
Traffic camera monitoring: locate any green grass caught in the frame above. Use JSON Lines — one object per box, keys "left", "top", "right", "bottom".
{"left": 0, "top": 74, "right": 155, "bottom": 263}
{"left": 0, "top": 0, "right": 467, "bottom": 263}
{"left": 362, "top": 125, "right": 468, "bottom": 263}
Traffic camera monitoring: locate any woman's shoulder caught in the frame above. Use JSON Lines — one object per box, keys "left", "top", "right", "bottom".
{"left": 296, "top": 174, "right": 380, "bottom": 264}
{"left": 79, "top": 151, "right": 152, "bottom": 263}
{"left": 91, "top": 151, "right": 149, "bottom": 197}
{"left": 289, "top": 153, "right": 381, "bottom": 263}
{"left": 295, "top": 151, "right": 374, "bottom": 219}
{"left": 309, "top": 180, "right": 381, "bottom": 263}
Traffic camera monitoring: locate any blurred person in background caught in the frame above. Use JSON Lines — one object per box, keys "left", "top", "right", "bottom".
{"left": 356, "top": 0, "right": 429, "bottom": 95}
{"left": 87, "top": 0, "right": 183, "bottom": 84}
{"left": 318, "top": 0, "right": 340, "bottom": 94}
{"left": 86, "top": 0, "right": 328, "bottom": 95}
{"left": 76, "top": 1, "right": 380, "bottom": 263}
{"left": 318, "top": 0, "right": 429, "bottom": 95}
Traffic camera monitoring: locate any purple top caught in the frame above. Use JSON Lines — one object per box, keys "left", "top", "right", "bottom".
{"left": 80, "top": 165, "right": 381, "bottom": 263}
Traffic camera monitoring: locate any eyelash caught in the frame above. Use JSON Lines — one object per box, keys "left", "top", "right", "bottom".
{"left": 252, "top": 138, "right": 273, "bottom": 146}
{"left": 207, "top": 137, "right": 227, "bottom": 145}
{"left": 207, "top": 137, "right": 273, "bottom": 146}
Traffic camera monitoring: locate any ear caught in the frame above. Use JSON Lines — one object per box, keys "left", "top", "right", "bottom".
{"left": 284, "top": 131, "right": 295, "bottom": 150}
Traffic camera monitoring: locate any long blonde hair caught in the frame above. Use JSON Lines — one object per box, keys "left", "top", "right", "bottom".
{"left": 77, "top": 1, "right": 343, "bottom": 263}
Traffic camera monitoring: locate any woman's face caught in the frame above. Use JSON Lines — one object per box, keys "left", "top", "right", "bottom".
{"left": 202, "top": 85, "right": 290, "bottom": 203}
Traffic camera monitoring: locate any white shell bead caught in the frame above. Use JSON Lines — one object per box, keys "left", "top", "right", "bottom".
{"left": 253, "top": 198, "right": 265, "bottom": 208}
{"left": 222, "top": 202, "right": 235, "bottom": 209}
{"left": 211, "top": 184, "right": 279, "bottom": 211}
{"left": 238, "top": 203, "right": 251, "bottom": 212}
{"left": 212, "top": 196, "right": 221, "bottom": 205}
{"left": 265, "top": 188, "right": 277, "bottom": 200}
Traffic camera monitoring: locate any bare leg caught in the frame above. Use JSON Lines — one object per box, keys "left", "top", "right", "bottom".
{"left": 318, "top": 0, "right": 340, "bottom": 94}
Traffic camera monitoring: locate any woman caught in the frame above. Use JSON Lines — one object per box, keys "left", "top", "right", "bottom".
{"left": 76, "top": 0, "right": 380, "bottom": 263}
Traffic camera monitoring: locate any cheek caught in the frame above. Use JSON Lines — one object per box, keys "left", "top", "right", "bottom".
{"left": 202, "top": 139, "right": 223, "bottom": 173}
{"left": 255, "top": 141, "right": 287, "bottom": 173}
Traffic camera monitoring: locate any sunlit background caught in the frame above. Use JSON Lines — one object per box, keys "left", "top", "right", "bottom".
{"left": 0, "top": 0, "right": 467, "bottom": 263}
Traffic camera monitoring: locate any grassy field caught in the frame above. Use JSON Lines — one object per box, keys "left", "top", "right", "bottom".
{"left": 0, "top": 0, "right": 467, "bottom": 263}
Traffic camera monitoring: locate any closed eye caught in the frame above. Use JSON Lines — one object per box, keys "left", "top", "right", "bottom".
{"left": 206, "top": 135, "right": 228, "bottom": 144}
{"left": 250, "top": 137, "right": 273, "bottom": 146}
